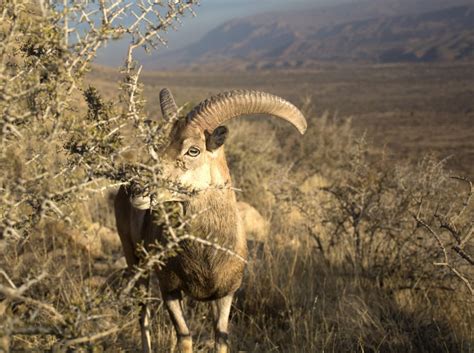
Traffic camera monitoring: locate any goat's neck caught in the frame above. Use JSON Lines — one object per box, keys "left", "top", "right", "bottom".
{"left": 186, "top": 188, "right": 239, "bottom": 246}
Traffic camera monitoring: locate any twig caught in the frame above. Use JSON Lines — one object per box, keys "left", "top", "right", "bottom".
{"left": 0, "top": 284, "right": 66, "bottom": 324}
{"left": 53, "top": 321, "right": 135, "bottom": 352}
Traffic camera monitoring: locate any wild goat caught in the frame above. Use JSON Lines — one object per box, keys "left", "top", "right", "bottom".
{"left": 114, "top": 88, "right": 306, "bottom": 353}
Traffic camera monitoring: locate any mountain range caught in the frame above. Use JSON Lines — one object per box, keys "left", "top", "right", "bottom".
{"left": 145, "top": 0, "right": 474, "bottom": 70}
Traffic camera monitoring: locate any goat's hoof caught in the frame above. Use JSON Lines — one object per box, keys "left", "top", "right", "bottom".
{"left": 178, "top": 336, "right": 193, "bottom": 353}
{"left": 215, "top": 331, "right": 230, "bottom": 353}
{"left": 216, "top": 344, "right": 229, "bottom": 353}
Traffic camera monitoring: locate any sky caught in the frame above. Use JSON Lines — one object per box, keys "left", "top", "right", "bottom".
{"left": 94, "top": 0, "right": 340, "bottom": 66}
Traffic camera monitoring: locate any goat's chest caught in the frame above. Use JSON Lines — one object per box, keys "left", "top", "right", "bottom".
{"left": 161, "top": 241, "right": 246, "bottom": 301}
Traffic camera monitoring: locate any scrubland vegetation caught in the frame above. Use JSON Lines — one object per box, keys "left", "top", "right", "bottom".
{"left": 0, "top": 1, "right": 472, "bottom": 352}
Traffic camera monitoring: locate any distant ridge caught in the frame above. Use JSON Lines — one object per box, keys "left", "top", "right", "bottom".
{"left": 145, "top": 0, "right": 474, "bottom": 70}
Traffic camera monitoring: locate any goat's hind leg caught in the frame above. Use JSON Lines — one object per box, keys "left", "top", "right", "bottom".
{"left": 163, "top": 290, "right": 192, "bottom": 353}
{"left": 138, "top": 275, "right": 152, "bottom": 353}
{"left": 212, "top": 293, "right": 234, "bottom": 353}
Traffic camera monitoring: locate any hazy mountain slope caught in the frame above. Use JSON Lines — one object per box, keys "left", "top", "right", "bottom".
{"left": 297, "top": 5, "right": 474, "bottom": 63}
{"left": 146, "top": 0, "right": 474, "bottom": 69}
{"left": 255, "top": 0, "right": 474, "bottom": 30}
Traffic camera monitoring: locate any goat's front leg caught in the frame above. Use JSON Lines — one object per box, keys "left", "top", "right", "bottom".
{"left": 211, "top": 293, "right": 234, "bottom": 353}
{"left": 163, "top": 290, "right": 192, "bottom": 353}
{"left": 138, "top": 276, "right": 152, "bottom": 353}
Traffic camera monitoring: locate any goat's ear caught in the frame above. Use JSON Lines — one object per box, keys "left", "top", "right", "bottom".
{"left": 205, "top": 126, "right": 228, "bottom": 151}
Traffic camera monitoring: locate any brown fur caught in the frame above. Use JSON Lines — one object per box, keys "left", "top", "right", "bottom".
{"left": 159, "top": 189, "right": 246, "bottom": 300}
{"left": 114, "top": 89, "right": 305, "bottom": 352}
{"left": 115, "top": 186, "right": 247, "bottom": 300}
{"left": 114, "top": 118, "right": 248, "bottom": 353}
{"left": 114, "top": 118, "right": 248, "bottom": 303}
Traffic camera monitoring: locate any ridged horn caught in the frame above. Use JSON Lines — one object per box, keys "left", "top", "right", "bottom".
{"left": 159, "top": 88, "right": 178, "bottom": 121}
{"left": 186, "top": 90, "right": 307, "bottom": 134}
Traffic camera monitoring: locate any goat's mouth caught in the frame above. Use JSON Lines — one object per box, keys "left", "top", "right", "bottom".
{"left": 129, "top": 188, "right": 189, "bottom": 210}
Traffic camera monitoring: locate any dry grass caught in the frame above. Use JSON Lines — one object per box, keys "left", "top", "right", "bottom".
{"left": 1, "top": 108, "right": 472, "bottom": 352}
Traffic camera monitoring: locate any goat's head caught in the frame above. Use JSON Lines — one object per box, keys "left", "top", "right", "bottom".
{"left": 137, "top": 89, "right": 307, "bottom": 206}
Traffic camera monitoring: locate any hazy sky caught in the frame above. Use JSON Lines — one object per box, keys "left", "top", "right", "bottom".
{"left": 95, "top": 0, "right": 341, "bottom": 66}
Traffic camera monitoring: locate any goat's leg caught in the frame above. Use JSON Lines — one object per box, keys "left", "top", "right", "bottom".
{"left": 212, "top": 294, "right": 234, "bottom": 353}
{"left": 115, "top": 224, "right": 151, "bottom": 351}
{"left": 138, "top": 275, "right": 152, "bottom": 353}
{"left": 163, "top": 290, "right": 192, "bottom": 353}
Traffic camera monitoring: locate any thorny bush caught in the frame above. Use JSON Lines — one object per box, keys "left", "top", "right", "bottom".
{"left": 0, "top": 0, "right": 199, "bottom": 350}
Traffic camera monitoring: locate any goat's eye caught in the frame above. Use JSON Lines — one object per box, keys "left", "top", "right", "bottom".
{"left": 186, "top": 146, "right": 200, "bottom": 157}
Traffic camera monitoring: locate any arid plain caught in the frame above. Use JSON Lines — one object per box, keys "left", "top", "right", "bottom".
{"left": 89, "top": 62, "right": 474, "bottom": 177}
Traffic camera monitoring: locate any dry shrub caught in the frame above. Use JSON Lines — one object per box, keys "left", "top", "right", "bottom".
{"left": 1, "top": 1, "right": 200, "bottom": 350}
{"left": 225, "top": 109, "right": 473, "bottom": 352}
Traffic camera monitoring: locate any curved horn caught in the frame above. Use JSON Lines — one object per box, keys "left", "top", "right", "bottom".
{"left": 159, "top": 88, "right": 178, "bottom": 121}
{"left": 186, "top": 90, "right": 307, "bottom": 134}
